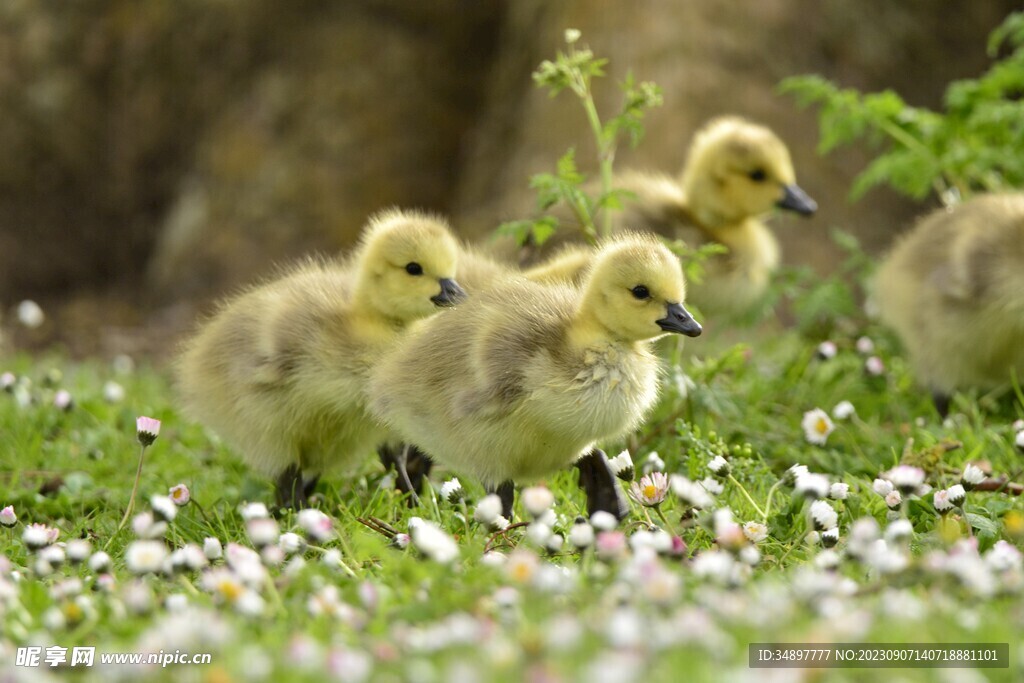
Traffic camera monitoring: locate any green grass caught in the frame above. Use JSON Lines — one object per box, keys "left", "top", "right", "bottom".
{"left": 2, "top": 273, "right": 1024, "bottom": 682}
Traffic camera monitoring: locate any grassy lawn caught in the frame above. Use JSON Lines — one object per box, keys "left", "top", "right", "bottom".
{"left": 2, "top": 266, "right": 1023, "bottom": 682}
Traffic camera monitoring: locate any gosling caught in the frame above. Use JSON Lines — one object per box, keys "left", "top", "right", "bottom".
{"left": 539, "top": 116, "right": 817, "bottom": 318}
{"left": 874, "top": 193, "right": 1024, "bottom": 416}
{"left": 368, "top": 234, "right": 702, "bottom": 519}
{"left": 177, "top": 209, "right": 466, "bottom": 508}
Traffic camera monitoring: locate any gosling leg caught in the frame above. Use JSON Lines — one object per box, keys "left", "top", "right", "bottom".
{"left": 302, "top": 473, "right": 321, "bottom": 500}
{"left": 932, "top": 391, "right": 951, "bottom": 419}
{"left": 576, "top": 448, "right": 628, "bottom": 520}
{"left": 487, "top": 480, "right": 515, "bottom": 520}
{"left": 275, "top": 463, "right": 305, "bottom": 510}
{"left": 377, "top": 443, "right": 434, "bottom": 505}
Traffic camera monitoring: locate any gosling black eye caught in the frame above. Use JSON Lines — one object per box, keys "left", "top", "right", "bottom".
{"left": 405, "top": 262, "right": 423, "bottom": 276}
{"left": 631, "top": 285, "right": 650, "bottom": 300}
{"left": 748, "top": 168, "right": 767, "bottom": 182}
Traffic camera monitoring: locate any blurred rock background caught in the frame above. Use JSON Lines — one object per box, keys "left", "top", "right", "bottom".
{"left": 0, "top": 0, "right": 1016, "bottom": 356}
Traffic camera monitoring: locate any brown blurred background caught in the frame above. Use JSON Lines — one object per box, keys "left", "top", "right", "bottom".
{"left": 0, "top": 0, "right": 1016, "bottom": 358}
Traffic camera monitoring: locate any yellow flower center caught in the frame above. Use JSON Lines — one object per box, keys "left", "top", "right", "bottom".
{"left": 510, "top": 561, "right": 533, "bottom": 583}
{"left": 217, "top": 579, "right": 243, "bottom": 603}
{"left": 643, "top": 484, "right": 657, "bottom": 499}
{"left": 815, "top": 417, "right": 829, "bottom": 434}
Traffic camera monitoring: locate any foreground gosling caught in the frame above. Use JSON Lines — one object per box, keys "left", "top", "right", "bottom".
{"left": 368, "top": 235, "right": 702, "bottom": 519}
{"left": 874, "top": 193, "right": 1024, "bottom": 416}
{"left": 542, "top": 116, "right": 817, "bottom": 318}
{"left": 177, "top": 209, "right": 466, "bottom": 508}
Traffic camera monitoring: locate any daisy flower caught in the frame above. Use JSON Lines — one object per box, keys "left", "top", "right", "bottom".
{"left": 795, "top": 472, "right": 830, "bottom": 499}
{"left": 707, "top": 456, "right": 730, "bottom": 477}
{"left": 809, "top": 500, "right": 838, "bottom": 531}
{"left": 136, "top": 416, "right": 161, "bottom": 447}
{"left": 629, "top": 472, "right": 669, "bottom": 507}
{"left": 884, "top": 465, "right": 925, "bottom": 494}
{"left": 608, "top": 450, "right": 635, "bottom": 482}
{"left": 960, "top": 463, "right": 985, "bottom": 490}
{"left": 829, "top": 482, "right": 850, "bottom": 500}
{"left": 521, "top": 486, "right": 554, "bottom": 519}
{"left": 742, "top": 521, "right": 768, "bottom": 544}
{"left": 946, "top": 484, "right": 966, "bottom": 507}
{"left": 864, "top": 356, "right": 885, "bottom": 376}
{"left": 125, "top": 540, "right": 168, "bottom": 575}
{"left": 801, "top": 408, "right": 834, "bottom": 445}
{"left": 169, "top": 484, "right": 191, "bottom": 506}
{"left": 832, "top": 400, "right": 856, "bottom": 420}
{"left": 440, "top": 478, "right": 463, "bottom": 504}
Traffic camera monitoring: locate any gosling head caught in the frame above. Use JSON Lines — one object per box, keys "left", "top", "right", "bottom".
{"left": 354, "top": 209, "right": 466, "bottom": 323}
{"left": 680, "top": 117, "right": 817, "bottom": 226}
{"left": 579, "top": 235, "right": 702, "bottom": 343}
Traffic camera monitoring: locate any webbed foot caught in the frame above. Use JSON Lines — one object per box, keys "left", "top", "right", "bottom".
{"left": 576, "top": 448, "right": 629, "bottom": 520}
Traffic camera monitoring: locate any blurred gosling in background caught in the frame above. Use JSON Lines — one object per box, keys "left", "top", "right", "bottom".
{"left": 539, "top": 116, "right": 817, "bottom": 319}
{"left": 875, "top": 193, "right": 1024, "bottom": 417}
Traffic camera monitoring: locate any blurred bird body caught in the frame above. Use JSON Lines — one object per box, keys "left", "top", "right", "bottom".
{"left": 177, "top": 209, "right": 465, "bottom": 501}
{"left": 368, "top": 234, "right": 701, "bottom": 489}
{"left": 875, "top": 193, "right": 1024, "bottom": 407}
{"left": 538, "top": 116, "right": 816, "bottom": 319}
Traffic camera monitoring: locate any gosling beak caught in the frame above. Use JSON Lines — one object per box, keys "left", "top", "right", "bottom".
{"left": 776, "top": 183, "right": 818, "bottom": 216}
{"left": 656, "top": 302, "right": 702, "bottom": 337}
{"left": 430, "top": 278, "right": 466, "bottom": 307}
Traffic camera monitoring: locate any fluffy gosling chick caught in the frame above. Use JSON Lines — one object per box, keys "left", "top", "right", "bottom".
{"left": 368, "top": 234, "right": 702, "bottom": 518}
{"left": 177, "top": 209, "right": 466, "bottom": 508}
{"left": 542, "top": 116, "right": 817, "bottom": 318}
{"left": 874, "top": 193, "right": 1024, "bottom": 416}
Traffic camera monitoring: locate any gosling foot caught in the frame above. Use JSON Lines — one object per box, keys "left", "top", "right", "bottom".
{"left": 575, "top": 448, "right": 628, "bottom": 520}
{"left": 377, "top": 443, "right": 434, "bottom": 505}
{"left": 276, "top": 463, "right": 307, "bottom": 510}
{"left": 486, "top": 480, "right": 515, "bottom": 521}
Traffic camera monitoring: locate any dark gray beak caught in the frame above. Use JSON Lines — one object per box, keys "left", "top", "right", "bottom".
{"left": 776, "top": 183, "right": 818, "bottom": 216}
{"left": 431, "top": 278, "right": 466, "bottom": 307}
{"left": 656, "top": 302, "right": 702, "bottom": 337}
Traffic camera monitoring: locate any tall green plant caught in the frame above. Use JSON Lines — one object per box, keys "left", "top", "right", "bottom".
{"left": 498, "top": 29, "right": 663, "bottom": 246}
{"left": 779, "top": 11, "right": 1024, "bottom": 206}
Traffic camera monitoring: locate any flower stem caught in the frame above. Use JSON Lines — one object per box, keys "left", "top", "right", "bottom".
{"left": 115, "top": 444, "right": 147, "bottom": 534}
{"left": 761, "top": 480, "right": 785, "bottom": 522}
{"left": 959, "top": 505, "right": 975, "bottom": 538}
{"left": 727, "top": 474, "right": 766, "bottom": 519}
{"left": 654, "top": 506, "right": 677, "bottom": 537}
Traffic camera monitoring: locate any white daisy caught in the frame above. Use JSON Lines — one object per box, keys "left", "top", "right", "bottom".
{"left": 960, "top": 463, "right": 985, "bottom": 490}
{"left": 884, "top": 465, "right": 925, "bottom": 494}
{"left": 829, "top": 482, "right": 850, "bottom": 500}
{"left": 832, "top": 401, "right": 856, "bottom": 420}
{"left": 801, "top": 408, "right": 834, "bottom": 445}
{"left": 809, "top": 500, "right": 838, "bottom": 531}
{"left": 440, "top": 477, "right": 463, "bottom": 503}
{"left": 742, "top": 521, "right": 768, "bottom": 544}
{"left": 125, "top": 540, "right": 168, "bottom": 575}
{"left": 946, "top": 484, "right": 966, "bottom": 507}
{"left": 607, "top": 450, "right": 635, "bottom": 482}
{"left": 521, "top": 486, "right": 554, "bottom": 519}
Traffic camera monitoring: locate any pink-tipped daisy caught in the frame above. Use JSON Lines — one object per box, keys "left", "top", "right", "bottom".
{"left": 136, "top": 416, "right": 161, "bottom": 447}
{"left": 629, "top": 472, "right": 669, "bottom": 507}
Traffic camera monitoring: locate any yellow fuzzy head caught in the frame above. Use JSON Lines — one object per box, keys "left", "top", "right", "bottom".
{"left": 354, "top": 209, "right": 465, "bottom": 323}
{"left": 579, "top": 235, "right": 701, "bottom": 342}
{"left": 680, "top": 117, "right": 815, "bottom": 224}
